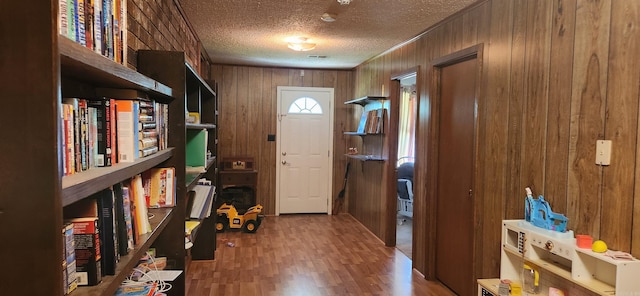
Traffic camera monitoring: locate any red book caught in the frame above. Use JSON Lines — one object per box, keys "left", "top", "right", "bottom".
{"left": 69, "top": 217, "right": 102, "bottom": 286}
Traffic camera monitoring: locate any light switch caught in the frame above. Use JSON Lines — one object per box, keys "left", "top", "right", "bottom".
{"left": 596, "top": 140, "right": 612, "bottom": 165}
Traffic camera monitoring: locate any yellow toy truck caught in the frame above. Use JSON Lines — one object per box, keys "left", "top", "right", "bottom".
{"left": 215, "top": 203, "right": 264, "bottom": 233}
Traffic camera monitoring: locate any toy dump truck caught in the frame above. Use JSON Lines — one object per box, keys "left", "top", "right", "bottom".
{"left": 215, "top": 203, "right": 264, "bottom": 233}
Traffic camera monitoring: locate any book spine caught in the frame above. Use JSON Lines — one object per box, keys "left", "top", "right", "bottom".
{"left": 104, "top": 0, "right": 113, "bottom": 59}
{"left": 88, "top": 106, "right": 97, "bottom": 168}
{"left": 112, "top": 183, "right": 130, "bottom": 255}
{"left": 62, "top": 104, "right": 68, "bottom": 175}
{"left": 113, "top": 0, "right": 120, "bottom": 63}
{"left": 110, "top": 98, "right": 117, "bottom": 165}
{"left": 70, "top": 218, "right": 102, "bottom": 286}
{"left": 121, "top": 186, "right": 135, "bottom": 249}
{"left": 79, "top": 99, "right": 88, "bottom": 171}
{"left": 96, "top": 189, "right": 117, "bottom": 276}
{"left": 77, "top": 0, "right": 86, "bottom": 46}
{"left": 65, "top": 104, "right": 75, "bottom": 175}
{"left": 62, "top": 222, "right": 77, "bottom": 295}
{"left": 84, "top": 0, "right": 93, "bottom": 50}
{"left": 165, "top": 167, "right": 176, "bottom": 207}
{"left": 102, "top": 0, "right": 110, "bottom": 57}
{"left": 139, "top": 146, "right": 158, "bottom": 158}
{"left": 59, "top": 0, "right": 69, "bottom": 36}
{"left": 87, "top": 100, "right": 110, "bottom": 167}
{"left": 115, "top": 100, "right": 139, "bottom": 162}
{"left": 67, "top": 0, "right": 76, "bottom": 40}
{"left": 93, "top": 0, "right": 103, "bottom": 55}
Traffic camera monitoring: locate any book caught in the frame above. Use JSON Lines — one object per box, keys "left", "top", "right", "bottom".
{"left": 121, "top": 185, "right": 135, "bottom": 251}
{"left": 67, "top": 0, "right": 76, "bottom": 41}
{"left": 62, "top": 103, "right": 75, "bottom": 175}
{"left": 146, "top": 167, "right": 176, "bottom": 208}
{"left": 189, "top": 183, "right": 215, "bottom": 219}
{"left": 62, "top": 222, "right": 77, "bottom": 295}
{"left": 186, "top": 128, "right": 208, "bottom": 171}
{"left": 59, "top": 0, "right": 69, "bottom": 36}
{"left": 77, "top": 0, "right": 86, "bottom": 46}
{"left": 131, "top": 174, "right": 152, "bottom": 236}
{"left": 84, "top": 0, "right": 94, "bottom": 50}
{"left": 78, "top": 99, "right": 88, "bottom": 171}
{"left": 87, "top": 99, "right": 113, "bottom": 166}
{"left": 113, "top": 183, "right": 132, "bottom": 256}
{"left": 95, "top": 188, "right": 118, "bottom": 276}
{"left": 114, "top": 100, "right": 139, "bottom": 162}
{"left": 63, "top": 98, "right": 82, "bottom": 172}
{"left": 68, "top": 217, "right": 102, "bottom": 286}
{"left": 356, "top": 111, "right": 369, "bottom": 134}
{"left": 93, "top": 0, "right": 103, "bottom": 55}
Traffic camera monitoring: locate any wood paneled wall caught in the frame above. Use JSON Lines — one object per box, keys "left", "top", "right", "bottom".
{"left": 210, "top": 66, "right": 354, "bottom": 215}
{"left": 351, "top": 0, "right": 640, "bottom": 283}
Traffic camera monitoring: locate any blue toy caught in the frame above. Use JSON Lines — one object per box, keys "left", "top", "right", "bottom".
{"left": 524, "top": 187, "right": 568, "bottom": 232}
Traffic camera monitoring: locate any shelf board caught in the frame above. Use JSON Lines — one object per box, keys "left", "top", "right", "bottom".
{"left": 185, "top": 62, "right": 216, "bottom": 97}
{"left": 59, "top": 36, "right": 173, "bottom": 100}
{"left": 345, "top": 154, "right": 387, "bottom": 161}
{"left": 343, "top": 131, "right": 385, "bottom": 136}
{"left": 73, "top": 207, "right": 175, "bottom": 296}
{"left": 62, "top": 148, "right": 174, "bottom": 206}
{"left": 344, "top": 95, "right": 388, "bottom": 106}
{"left": 185, "top": 156, "right": 217, "bottom": 191}
{"left": 504, "top": 247, "right": 615, "bottom": 295}
{"left": 186, "top": 123, "right": 217, "bottom": 129}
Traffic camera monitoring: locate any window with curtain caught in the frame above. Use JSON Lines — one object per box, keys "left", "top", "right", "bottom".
{"left": 397, "top": 84, "right": 416, "bottom": 166}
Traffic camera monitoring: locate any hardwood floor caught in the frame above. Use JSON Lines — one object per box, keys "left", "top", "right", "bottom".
{"left": 185, "top": 213, "right": 453, "bottom": 296}
{"left": 396, "top": 216, "right": 413, "bottom": 260}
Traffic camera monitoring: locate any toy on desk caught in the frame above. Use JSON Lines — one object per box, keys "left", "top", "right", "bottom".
{"left": 525, "top": 187, "right": 569, "bottom": 232}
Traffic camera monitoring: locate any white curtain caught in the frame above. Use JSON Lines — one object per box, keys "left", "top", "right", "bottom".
{"left": 397, "top": 85, "right": 416, "bottom": 166}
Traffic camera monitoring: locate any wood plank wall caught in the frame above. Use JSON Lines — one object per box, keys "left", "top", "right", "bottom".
{"left": 210, "top": 66, "right": 354, "bottom": 215}
{"left": 351, "top": 0, "right": 640, "bottom": 282}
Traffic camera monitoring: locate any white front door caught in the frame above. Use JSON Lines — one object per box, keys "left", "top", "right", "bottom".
{"left": 276, "top": 86, "right": 334, "bottom": 215}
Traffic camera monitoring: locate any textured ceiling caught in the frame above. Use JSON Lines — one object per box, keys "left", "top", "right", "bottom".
{"left": 178, "top": 0, "right": 478, "bottom": 69}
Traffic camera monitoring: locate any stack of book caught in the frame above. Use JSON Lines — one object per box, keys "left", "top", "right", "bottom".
{"left": 61, "top": 90, "right": 169, "bottom": 175}
{"left": 138, "top": 100, "right": 159, "bottom": 158}
{"left": 58, "top": 0, "right": 126, "bottom": 64}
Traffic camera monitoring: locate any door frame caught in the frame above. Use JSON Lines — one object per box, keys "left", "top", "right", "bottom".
{"left": 275, "top": 86, "right": 335, "bottom": 216}
{"left": 424, "top": 44, "right": 484, "bottom": 287}
{"left": 386, "top": 67, "right": 420, "bottom": 251}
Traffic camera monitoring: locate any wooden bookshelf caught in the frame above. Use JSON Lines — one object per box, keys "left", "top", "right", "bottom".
{"left": 137, "top": 50, "right": 219, "bottom": 262}
{"left": 1, "top": 3, "right": 190, "bottom": 295}
{"left": 344, "top": 96, "right": 389, "bottom": 162}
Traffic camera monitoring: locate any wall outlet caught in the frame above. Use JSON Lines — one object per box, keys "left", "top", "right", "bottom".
{"left": 595, "top": 140, "right": 612, "bottom": 165}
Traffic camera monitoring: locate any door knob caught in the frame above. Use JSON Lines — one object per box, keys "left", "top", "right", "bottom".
{"left": 282, "top": 152, "right": 287, "bottom": 156}
{"left": 281, "top": 160, "right": 287, "bottom": 165}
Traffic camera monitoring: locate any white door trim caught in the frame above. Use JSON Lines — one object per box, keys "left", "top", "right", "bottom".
{"left": 276, "top": 86, "right": 334, "bottom": 216}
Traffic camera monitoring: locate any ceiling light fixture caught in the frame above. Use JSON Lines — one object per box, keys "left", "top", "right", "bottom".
{"left": 337, "top": 0, "right": 351, "bottom": 5}
{"left": 287, "top": 37, "right": 316, "bottom": 51}
{"left": 321, "top": 13, "right": 336, "bottom": 22}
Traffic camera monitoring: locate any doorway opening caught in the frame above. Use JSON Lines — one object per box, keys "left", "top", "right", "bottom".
{"left": 395, "top": 74, "right": 417, "bottom": 259}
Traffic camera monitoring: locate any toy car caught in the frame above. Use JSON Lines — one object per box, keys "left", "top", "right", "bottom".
{"left": 215, "top": 203, "right": 264, "bottom": 233}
